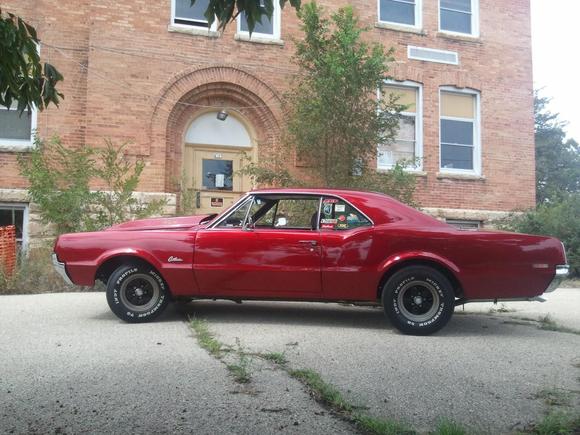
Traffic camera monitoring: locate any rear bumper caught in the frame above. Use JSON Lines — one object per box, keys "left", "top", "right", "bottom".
{"left": 545, "top": 265, "right": 569, "bottom": 293}
{"left": 52, "top": 253, "right": 74, "bottom": 286}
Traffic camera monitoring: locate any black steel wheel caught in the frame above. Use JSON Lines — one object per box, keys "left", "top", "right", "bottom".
{"left": 106, "top": 264, "right": 169, "bottom": 323}
{"left": 382, "top": 266, "right": 455, "bottom": 335}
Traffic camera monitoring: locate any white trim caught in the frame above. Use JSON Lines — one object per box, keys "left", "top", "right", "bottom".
{"left": 438, "top": 0, "right": 479, "bottom": 37}
{"left": 439, "top": 86, "right": 481, "bottom": 176}
{"left": 0, "top": 202, "right": 29, "bottom": 253}
{"left": 378, "top": 80, "right": 423, "bottom": 172}
{"left": 236, "top": 2, "right": 281, "bottom": 40}
{"left": 170, "top": 0, "right": 218, "bottom": 32}
{"left": 407, "top": 45, "right": 459, "bottom": 65}
{"left": 377, "top": 0, "right": 422, "bottom": 31}
{"left": 0, "top": 104, "right": 37, "bottom": 149}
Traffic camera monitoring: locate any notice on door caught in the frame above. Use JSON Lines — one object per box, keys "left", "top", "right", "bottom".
{"left": 210, "top": 197, "right": 224, "bottom": 207}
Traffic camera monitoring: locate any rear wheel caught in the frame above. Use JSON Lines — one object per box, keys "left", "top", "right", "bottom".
{"left": 382, "top": 266, "right": 455, "bottom": 335}
{"left": 106, "top": 264, "right": 169, "bottom": 323}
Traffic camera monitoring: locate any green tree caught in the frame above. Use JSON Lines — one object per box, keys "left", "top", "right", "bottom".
{"left": 18, "top": 137, "right": 166, "bottom": 234}
{"left": 197, "top": 0, "right": 301, "bottom": 33}
{"left": 535, "top": 91, "right": 580, "bottom": 203}
{"left": 0, "top": 8, "right": 63, "bottom": 112}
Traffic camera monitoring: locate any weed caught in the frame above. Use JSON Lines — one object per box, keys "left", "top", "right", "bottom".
{"left": 354, "top": 413, "right": 415, "bottom": 435}
{"left": 488, "top": 303, "right": 514, "bottom": 314}
{"left": 189, "top": 317, "right": 223, "bottom": 358}
{"left": 227, "top": 359, "right": 251, "bottom": 384}
{"left": 534, "top": 388, "right": 573, "bottom": 407}
{"left": 432, "top": 418, "right": 468, "bottom": 435}
{"left": 290, "top": 369, "right": 352, "bottom": 413}
{"left": 527, "top": 411, "right": 580, "bottom": 435}
{"left": 537, "top": 315, "right": 580, "bottom": 335}
{"left": 262, "top": 352, "right": 288, "bottom": 366}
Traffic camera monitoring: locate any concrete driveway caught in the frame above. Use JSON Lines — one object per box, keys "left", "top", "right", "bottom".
{"left": 1, "top": 289, "right": 579, "bottom": 434}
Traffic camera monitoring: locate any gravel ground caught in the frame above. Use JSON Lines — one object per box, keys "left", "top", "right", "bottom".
{"left": 1, "top": 289, "right": 579, "bottom": 434}
{"left": 181, "top": 288, "right": 580, "bottom": 434}
{"left": 0, "top": 293, "right": 353, "bottom": 435}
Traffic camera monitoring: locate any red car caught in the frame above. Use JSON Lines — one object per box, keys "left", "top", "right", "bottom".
{"left": 52, "top": 189, "right": 569, "bottom": 335}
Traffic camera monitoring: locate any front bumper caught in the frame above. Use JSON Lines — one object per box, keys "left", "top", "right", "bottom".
{"left": 52, "top": 253, "right": 74, "bottom": 286}
{"left": 545, "top": 264, "right": 569, "bottom": 293}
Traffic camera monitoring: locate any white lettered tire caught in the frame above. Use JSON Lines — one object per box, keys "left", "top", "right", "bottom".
{"left": 382, "top": 266, "right": 455, "bottom": 335}
{"left": 106, "top": 264, "right": 170, "bottom": 323}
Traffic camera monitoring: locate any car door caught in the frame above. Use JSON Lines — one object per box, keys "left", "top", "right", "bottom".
{"left": 193, "top": 195, "right": 323, "bottom": 298}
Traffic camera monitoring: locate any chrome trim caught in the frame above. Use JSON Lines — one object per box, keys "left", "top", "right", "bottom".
{"left": 52, "top": 253, "right": 74, "bottom": 286}
{"left": 545, "top": 264, "right": 569, "bottom": 293}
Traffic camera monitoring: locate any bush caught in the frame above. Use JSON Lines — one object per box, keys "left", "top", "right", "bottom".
{"left": 18, "top": 136, "right": 166, "bottom": 234}
{"left": 499, "top": 194, "right": 580, "bottom": 277}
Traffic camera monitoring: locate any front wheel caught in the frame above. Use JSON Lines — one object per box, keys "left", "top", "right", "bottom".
{"left": 106, "top": 264, "right": 170, "bottom": 323}
{"left": 382, "top": 266, "right": 455, "bottom": 335}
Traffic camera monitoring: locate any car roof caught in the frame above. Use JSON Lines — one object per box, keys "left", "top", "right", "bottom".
{"left": 249, "top": 188, "right": 445, "bottom": 227}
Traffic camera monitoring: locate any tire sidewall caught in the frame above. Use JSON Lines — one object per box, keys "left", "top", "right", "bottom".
{"left": 106, "top": 265, "right": 169, "bottom": 323}
{"left": 382, "top": 266, "right": 455, "bottom": 335}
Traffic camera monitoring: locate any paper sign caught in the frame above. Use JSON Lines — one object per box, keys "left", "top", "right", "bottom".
{"left": 321, "top": 219, "right": 337, "bottom": 224}
{"left": 215, "top": 173, "right": 225, "bottom": 188}
{"left": 335, "top": 204, "right": 346, "bottom": 212}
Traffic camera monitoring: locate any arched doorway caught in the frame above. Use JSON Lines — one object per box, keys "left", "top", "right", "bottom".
{"left": 182, "top": 111, "right": 256, "bottom": 214}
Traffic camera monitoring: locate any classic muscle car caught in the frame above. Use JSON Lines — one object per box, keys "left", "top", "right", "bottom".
{"left": 52, "top": 189, "right": 569, "bottom": 335}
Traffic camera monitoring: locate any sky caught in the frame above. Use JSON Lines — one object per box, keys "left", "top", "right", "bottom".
{"left": 531, "top": 0, "right": 580, "bottom": 140}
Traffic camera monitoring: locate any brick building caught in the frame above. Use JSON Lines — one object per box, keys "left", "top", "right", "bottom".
{"left": 0, "top": 0, "right": 535, "bottom": 248}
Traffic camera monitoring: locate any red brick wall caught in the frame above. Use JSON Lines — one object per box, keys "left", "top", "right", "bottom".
{"left": 0, "top": 0, "right": 535, "bottom": 212}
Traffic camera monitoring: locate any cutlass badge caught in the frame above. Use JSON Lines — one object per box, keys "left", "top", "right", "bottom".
{"left": 168, "top": 256, "right": 184, "bottom": 263}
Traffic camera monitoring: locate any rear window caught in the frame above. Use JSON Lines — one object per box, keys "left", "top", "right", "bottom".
{"left": 319, "top": 197, "right": 371, "bottom": 231}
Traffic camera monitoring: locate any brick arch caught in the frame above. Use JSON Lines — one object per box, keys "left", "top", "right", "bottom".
{"left": 148, "top": 66, "right": 284, "bottom": 191}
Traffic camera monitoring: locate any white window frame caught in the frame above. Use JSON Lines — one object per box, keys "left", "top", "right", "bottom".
{"left": 0, "top": 202, "right": 29, "bottom": 253}
{"left": 439, "top": 86, "right": 481, "bottom": 176}
{"left": 377, "top": 0, "right": 422, "bottom": 30}
{"left": 236, "top": 2, "right": 281, "bottom": 40}
{"left": 0, "top": 104, "right": 37, "bottom": 149}
{"left": 170, "top": 0, "right": 218, "bottom": 31}
{"left": 438, "top": 0, "right": 479, "bottom": 37}
{"left": 378, "top": 80, "right": 423, "bottom": 172}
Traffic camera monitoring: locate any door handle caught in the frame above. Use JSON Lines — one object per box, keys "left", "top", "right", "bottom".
{"left": 298, "top": 240, "right": 318, "bottom": 246}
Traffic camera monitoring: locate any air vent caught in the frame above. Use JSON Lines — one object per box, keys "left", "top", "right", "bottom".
{"left": 407, "top": 46, "right": 459, "bottom": 65}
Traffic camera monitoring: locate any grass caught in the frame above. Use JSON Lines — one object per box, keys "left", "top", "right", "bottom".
{"left": 537, "top": 315, "right": 580, "bottom": 336}
{"left": 227, "top": 359, "right": 251, "bottom": 384}
{"left": 433, "top": 418, "right": 468, "bottom": 435}
{"left": 534, "top": 388, "right": 573, "bottom": 407}
{"left": 190, "top": 317, "right": 224, "bottom": 358}
{"left": 526, "top": 411, "right": 580, "bottom": 435}
{"left": 488, "top": 303, "right": 514, "bottom": 314}
{"left": 261, "top": 351, "right": 288, "bottom": 366}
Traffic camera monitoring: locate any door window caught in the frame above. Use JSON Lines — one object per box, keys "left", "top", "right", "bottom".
{"left": 319, "top": 198, "right": 371, "bottom": 230}
{"left": 202, "top": 159, "right": 233, "bottom": 191}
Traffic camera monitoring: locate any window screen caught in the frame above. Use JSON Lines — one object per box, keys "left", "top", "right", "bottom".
{"left": 440, "top": 0, "right": 473, "bottom": 34}
{"left": 0, "top": 105, "right": 32, "bottom": 141}
{"left": 174, "top": 0, "right": 210, "bottom": 27}
{"left": 379, "top": 0, "right": 416, "bottom": 26}
{"left": 440, "top": 91, "right": 476, "bottom": 171}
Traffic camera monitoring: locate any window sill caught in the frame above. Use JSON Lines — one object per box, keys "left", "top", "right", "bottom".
{"left": 436, "top": 31, "right": 481, "bottom": 44}
{"left": 167, "top": 24, "right": 220, "bottom": 38}
{"left": 375, "top": 22, "right": 426, "bottom": 36}
{"left": 378, "top": 168, "right": 427, "bottom": 177}
{"left": 234, "top": 33, "right": 284, "bottom": 46}
{"left": 0, "top": 142, "right": 33, "bottom": 153}
{"left": 437, "top": 172, "right": 485, "bottom": 181}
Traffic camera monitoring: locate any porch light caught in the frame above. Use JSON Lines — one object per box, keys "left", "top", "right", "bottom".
{"left": 217, "top": 110, "right": 229, "bottom": 121}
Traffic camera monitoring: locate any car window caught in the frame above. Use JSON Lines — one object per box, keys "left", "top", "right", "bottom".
{"left": 216, "top": 199, "right": 252, "bottom": 228}
{"left": 319, "top": 197, "right": 371, "bottom": 230}
{"left": 265, "top": 197, "right": 320, "bottom": 230}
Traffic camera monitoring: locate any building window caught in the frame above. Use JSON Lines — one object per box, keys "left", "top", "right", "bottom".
{"left": 439, "top": 0, "right": 479, "bottom": 36}
{"left": 0, "top": 203, "right": 29, "bottom": 252}
{"left": 0, "top": 102, "right": 36, "bottom": 148}
{"left": 378, "top": 82, "right": 423, "bottom": 170}
{"left": 171, "top": 0, "right": 216, "bottom": 29}
{"left": 446, "top": 219, "right": 481, "bottom": 231}
{"left": 237, "top": 2, "right": 281, "bottom": 39}
{"left": 378, "top": 0, "right": 421, "bottom": 28}
{"left": 440, "top": 88, "right": 480, "bottom": 174}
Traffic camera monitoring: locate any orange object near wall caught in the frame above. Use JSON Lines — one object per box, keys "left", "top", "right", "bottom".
{"left": 0, "top": 225, "right": 16, "bottom": 277}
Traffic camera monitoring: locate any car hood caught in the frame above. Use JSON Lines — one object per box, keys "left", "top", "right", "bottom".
{"left": 107, "top": 214, "right": 217, "bottom": 231}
